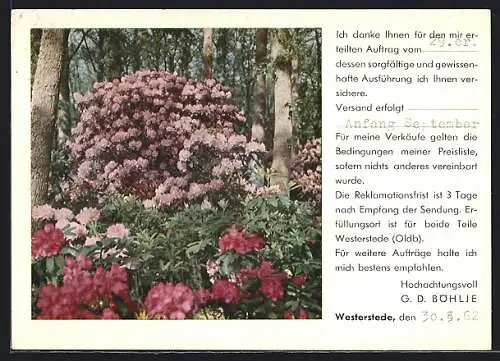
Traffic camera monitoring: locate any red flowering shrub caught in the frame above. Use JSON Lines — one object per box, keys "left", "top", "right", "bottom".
{"left": 101, "top": 308, "right": 121, "bottom": 319}
{"left": 259, "top": 276, "right": 285, "bottom": 302}
{"left": 32, "top": 224, "right": 68, "bottom": 258}
{"left": 237, "top": 260, "right": 288, "bottom": 302}
{"left": 210, "top": 279, "right": 241, "bottom": 304}
{"left": 218, "top": 226, "right": 264, "bottom": 254}
{"left": 283, "top": 307, "right": 308, "bottom": 319}
{"left": 292, "top": 274, "right": 308, "bottom": 286}
{"left": 64, "top": 70, "right": 267, "bottom": 208}
{"left": 291, "top": 138, "right": 321, "bottom": 207}
{"left": 36, "top": 254, "right": 134, "bottom": 319}
{"left": 144, "top": 282, "right": 196, "bottom": 319}
{"left": 194, "top": 288, "right": 212, "bottom": 306}
{"left": 283, "top": 309, "right": 294, "bottom": 319}
{"left": 31, "top": 200, "right": 321, "bottom": 319}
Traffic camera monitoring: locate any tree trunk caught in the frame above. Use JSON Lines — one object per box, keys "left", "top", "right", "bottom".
{"left": 179, "top": 30, "right": 193, "bottom": 78}
{"left": 30, "top": 29, "right": 43, "bottom": 89}
{"left": 131, "top": 29, "right": 142, "bottom": 72}
{"left": 109, "top": 29, "right": 123, "bottom": 80}
{"left": 31, "top": 29, "right": 66, "bottom": 206}
{"left": 96, "top": 29, "right": 106, "bottom": 82}
{"left": 202, "top": 28, "right": 213, "bottom": 79}
{"left": 314, "top": 29, "right": 321, "bottom": 77}
{"left": 168, "top": 31, "right": 179, "bottom": 72}
{"left": 270, "top": 29, "right": 293, "bottom": 189}
{"left": 251, "top": 29, "right": 268, "bottom": 142}
{"left": 56, "top": 29, "right": 71, "bottom": 146}
{"left": 290, "top": 30, "right": 299, "bottom": 157}
{"left": 215, "top": 29, "right": 229, "bottom": 83}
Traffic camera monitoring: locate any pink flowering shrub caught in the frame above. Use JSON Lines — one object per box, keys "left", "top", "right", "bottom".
{"left": 185, "top": 224, "right": 321, "bottom": 319}
{"left": 218, "top": 226, "right": 264, "bottom": 254}
{"left": 32, "top": 224, "right": 68, "bottom": 258}
{"left": 290, "top": 138, "right": 321, "bottom": 208}
{"left": 144, "top": 282, "right": 196, "bottom": 319}
{"left": 35, "top": 254, "right": 135, "bottom": 319}
{"left": 63, "top": 70, "right": 266, "bottom": 209}
{"left": 31, "top": 192, "right": 321, "bottom": 319}
{"left": 106, "top": 223, "right": 130, "bottom": 239}
{"left": 32, "top": 204, "right": 101, "bottom": 253}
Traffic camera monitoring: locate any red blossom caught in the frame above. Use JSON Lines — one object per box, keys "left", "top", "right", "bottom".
{"left": 283, "top": 309, "right": 294, "bottom": 319}
{"left": 246, "top": 233, "right": 264, "bottom": 251}
{"left": 306, "top": 239, "right": 318, "bottom": 246}
{"left": 282, "top": 308, "right": 308, "bottom": 319}
{"left": 292, "top": 274, "right": 308, "bottom": 286}
{"left": 298, "top": 308, "right": 308, "bottom": 319}
{"left": 194, "top": 288, "right": 212, "bottom": 306}
{"left": 144, "top": 282, "right": 196, "bottom": 320}
{"left": 236, "top": 267, "right": 259, "bottom": 284}
{"left": 35, "top": 254, "right": 134, "bottom": 319}
{"left": 101, "top": 308, "right": 120, "bottom": 319}
{"left": 219, "top": 226, "right": 264, "bottom": 254}
{"left": 259, "top": 276, "right": 284, "bottom": 302}
{"left": 31, "top": 224, "right": 68, "bottom": 258}
{"left": 211, "top": 279, "right": 241, "bottom": 304}
{"left": 236, "top": 260, "right": 287, "bottom": 302}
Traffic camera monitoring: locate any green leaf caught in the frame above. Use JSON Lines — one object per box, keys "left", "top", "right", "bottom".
{"left": 185, "top": 242, "right": 201, "bottom": 257}
{"left": 63, "top": 226, "right": 76, "bottom": 237}
{"left": 220, "top": 252, "right": 236, "bottom": 275}
{"left": 46, "top": 257, "right": 55, "bottom": 274}
{"left": 60, "top": 246, "right": 78, "bottom": 257}
{"left": 55, "top": 254, "right": 65, "bottom": 269}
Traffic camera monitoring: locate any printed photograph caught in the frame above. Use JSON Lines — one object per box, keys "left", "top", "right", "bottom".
{"left": 30, "top": 28, "right": 322, "bottom": 320}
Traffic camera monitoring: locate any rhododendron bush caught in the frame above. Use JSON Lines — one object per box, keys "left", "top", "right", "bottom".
{"left": 291, "top": 138, "right": 321, "bottom": 209}
{"left": 62, "top": 70, "right": 268, "bottom": 210}
{"left": 31, "top": 192, "right": 321, "bottom": 319}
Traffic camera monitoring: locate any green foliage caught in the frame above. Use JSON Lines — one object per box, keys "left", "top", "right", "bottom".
{"left": 96, "top": 191, "right": 321, "bottom": 307}
{"left": 127, "top": 204, "right": 235, "bottom": 299}
{"left": 100, "top": 194, "right": 168, "bottom": 234}
{"left": 241, "top": 193, "right": 321, "bottom": 274}
{"left": 295, "top": 29, "right": 322, "bottom": 144}
{"left": 48, "top": 147, "right": 72, "bottom": 207}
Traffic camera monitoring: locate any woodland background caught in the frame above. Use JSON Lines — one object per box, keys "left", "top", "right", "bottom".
{"left": 30, "top": 28, "right": 321, "bottom": 205}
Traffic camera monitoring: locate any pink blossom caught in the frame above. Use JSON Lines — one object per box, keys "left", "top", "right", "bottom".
{"left": 65, "top": 71, "right": 267, "bottom": 207}
{"left": 76, "top": 207, "right": 101, "bottom": 225}
{"left": 32, "top": 204, "right": 55, "bottom": 221}
{"left": 66, "top": 222, "right": 87, "bottom": 240}
{"left": 55, "top": 218, "right": 70, "bottom": 231}
{"left": 104, "top": 161, "right": 118, "bottom": 174}
{"left": 54, "top": 208, "right": 74, "bottom": 221}
{"left": 128, "top": 140, "right": 142, "bottom": 151}
{"left": 110, "top": 131, "right": 130, "bottom": 143}
{"left": 178, "top": 149, "right": 191, "bottom": 162}
{"left": 84, "top": 147, "right": 98, "bottom": 158}
{"left": 245, "top": 141, "right": 266, "bottom": 153}
{"left": 84, "top": 236, "right": 100, "bottom": 247}
{"left": 187, "top": 182, "right": 205, "bottom": 199}
{"left": 77, "top": 160, "right": 93, "bottom": 179}
{"left": 106, "top": 223, "right": 130, "bottom": 239}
